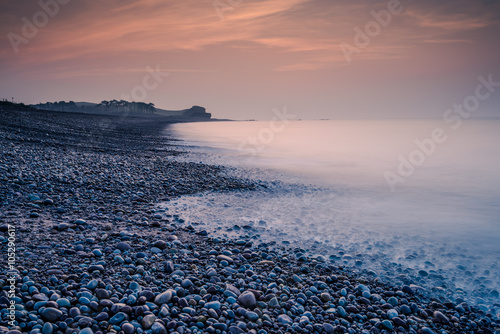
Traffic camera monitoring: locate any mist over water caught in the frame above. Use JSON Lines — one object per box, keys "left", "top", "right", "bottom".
{"left": 167, "top": 120, "right": 500, "bottom": 314}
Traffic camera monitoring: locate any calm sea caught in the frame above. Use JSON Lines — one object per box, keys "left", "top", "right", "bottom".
{"left": 167, "top": 119, "right": 500, "bottom": 313}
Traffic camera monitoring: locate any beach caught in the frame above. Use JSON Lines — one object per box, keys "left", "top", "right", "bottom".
{"left": 0, "top": 109, "right": 498, "bottom": 334}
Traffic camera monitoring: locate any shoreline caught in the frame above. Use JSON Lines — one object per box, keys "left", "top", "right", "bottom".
{"left": 0, "top": 109, "right": 498, "bottom": 334}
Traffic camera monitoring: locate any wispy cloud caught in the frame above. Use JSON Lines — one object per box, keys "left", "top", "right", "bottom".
{"left": 1, "top": 0, "right": 499, "bottom": 77}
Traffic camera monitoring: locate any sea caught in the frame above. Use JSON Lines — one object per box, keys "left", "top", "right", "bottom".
{"left": 164, "top": 119, "right": 500, "bottom": 315}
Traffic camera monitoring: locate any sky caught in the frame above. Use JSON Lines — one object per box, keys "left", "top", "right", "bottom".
{"left": 1, "top": 0, "right": 499, "bottom": 120}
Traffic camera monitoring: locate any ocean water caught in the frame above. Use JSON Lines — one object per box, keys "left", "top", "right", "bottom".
{"left": 165, "top": 119, "right": 500, "bottom": 314}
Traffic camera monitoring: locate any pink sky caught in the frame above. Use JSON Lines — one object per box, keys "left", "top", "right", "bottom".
{"left": 1, "top": 0, "right": 499, "bottom": 119}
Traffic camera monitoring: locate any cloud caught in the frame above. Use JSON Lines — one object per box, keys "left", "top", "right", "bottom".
{"left": 0, "top": 0, "right": 499, "bottom": 77}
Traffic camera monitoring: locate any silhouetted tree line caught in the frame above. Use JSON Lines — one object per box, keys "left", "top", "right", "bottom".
{"left": 32, "top": 100, "right": 156, "bottom": 114}
{"left": 97, "top": 100, "right": 156, "bottom": 114}
{"left": 0, "top": 100, "right": 37, "bottom": 112}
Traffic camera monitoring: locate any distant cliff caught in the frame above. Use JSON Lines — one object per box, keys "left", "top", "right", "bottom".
{"left": 181, "top": 106, "right": 211, "bottom": 119}
{"left": 155, "top": 105, "right": 211, "bottom": 119}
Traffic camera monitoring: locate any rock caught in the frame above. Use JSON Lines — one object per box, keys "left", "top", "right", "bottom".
{"left": 117, "top": 242, "right": 131, "bottom": 251}
{"left": 206, "top": 268, "right": 217, "bottom": 277}
{"left": 109, "top": 312, "right": 128, "bottom": 325}
{"left": 142, "top": 314, "right": 156, "bottom": 329}
{"left": 95, "top": 289, "right": 110, "bottom": 299}
{"left": 57, "top": 223, "right": 69, "bottom": 231}
{"left": 337, "top": 306, "right": 347, "bottom": 318}
{"left": 95, "top": 312, "right": 109, "bottom": 321}
{"left": 40, "top": 307, "right": 63, "bottom": 322}
{"left": 181, "top": 279, "right": 193, "bottom": 288}
{"left": 78, "top": 316, "right": 93, "bottom": 327}
{"left": 238, "top": 291, "right": 256, "bottom": 309}
{"left": 387, "top": 297, "right": 398, "bottom": 306}
{"left": 246, "top": 311, "right": 259, "bottom": 321}
{"left": 88, "top": 264, "right": 104, "bottom": 272}
{"left": 402, "top": 285, "right": 413, "bottom": 294}
{"left": 217, "top": 255, "right": 233, "bottom": 263}
{"left": 433, "top": 311, "right": 449, "bottom": 323}
{"left": 381, "top": 320, "right": 393, "bottom": 330}
{"left": 269, "top": 297, "right": 280, "bottom": 308}
{"left": 33, "top": 293, "right": 49, "bottom": 301}
{"left": 155, "top": 290, "right": 173, "bottom": 305}
{"left": 320, "top": 293, "right": 331, "bottom": 302}
{"left": 277, "top": 314, "right": 292, "bottom": 325}
{"left": 87, "top": 279, "right": 98, "bottom": 289}
{"left": 205, "top": 301, "right": 221, "bottom": 310}
{"left": 80, "top": 329, "right": 94, "bottom": 334}
{"left": 153, "top": 240, "right": 167, "bottom": 249}
{"left": 122, "top": 322, "right": 135, "bottom": 334}
{"left": 323, "top": 323, "right": 335, "bottom": 333}
{"left": 229, "top": 326, "right": 245, "bottom": 334}
{"left": 165, "top": 261, "right": 174, "bottom": 273}
{"left": 419, "top": 270, "right": 429, "bottom": 277}
{"left": 421, "top": 328, "right": 435, "bottom": 334}
{"left": 226, "top": 284, "right": 241, "bottom": 296}
{"left": 393, "top": 317, "right": 407, "bottom": 328}
{"left": 387, "top": 309, "right": 398, "bottom": 319}
{"left": 42, "top": 323, "right": 53, "bottom": 334}
{"left": 151, "top": 322, "right": 168, "bottom": 334}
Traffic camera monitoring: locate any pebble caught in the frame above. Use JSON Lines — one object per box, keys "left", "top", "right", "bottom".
{"left": 238, "top": 291, "right": 256, "bottom": 308}
{"left": 0, "top": 111, "right": 496, "bottom": 334}
{"left": 277, "top": 314, "right": 292, "bottom": 325}
{"left": 382, "top": 320, "right": 393, "bottom": 330}
{"left": 40, "top": 307, "right": 63, "bottom": 322}
{"left": 155, "top": 290, "right": 173, "bottom": 305}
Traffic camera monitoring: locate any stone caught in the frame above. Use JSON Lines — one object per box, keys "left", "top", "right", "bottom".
{"left": 109, "top": 312, "right": 128, "bottom": 325}
{"left": 205, "top": 301, "right": 221, "bottom": 310}
{"left": 217, "top": 255, "right": 233, "bottom": 263}
{"left": 246, "top": 311, "right": 259, "bottom": 321}
{"left": 117, "top": 242, "right": 131, "bottom": 251}
{"left": 80, "top": 327, "right": 94, "bottom": 334}
{"left": 88, "top": 264, "right": 104, "bottom": 272}
{"left": 238, "top": 291, "right": 256, "bottom": 309}
{"left": 320, "top": 293, "right": 331, "bottom": 302}
{"left": 142, "top": 314, "right": 156, "bottom": 329}
{"left": 433, "top": 311, "right": 449, "bottom": 323}
{"left": 337, "top": 306, "right": 347, "bottom": 318}
{"left": 153, "top": 240, "right": 167, "bottom": 249}
{"left": 155, "top": 290, "right": 173, "bottom": 305}
{"left": 165, "top": 261, "right": 174, "bottom": 273}
{"left": 40, "top": 307, "right": 63, "bottom": 322}
{"left": 151, "top": 322, "right": 168, "bottom": 334}
{"left": 95, "top": 289, "right": 110, "bottom": 299}
{"left": 80, "top": 329, "right": 94, "bottom": 334}
{"left": 42, "top": 323, "right": 53, "bottom": 334}
{"left": 277, "top": 314, "right": 292, "bottom": 325}
{"left": 269, "top": 297, "right": 280, "bottom": 308}
{"left": 381, "top": 320, "right": 393, "bottom": 330}
{"left": 387, "top": 309, "right": 398, "bottom": 319}
{"left": 323, "top": 323, "right": 335, "bottom": 333}
{"left": 122, "top": 322, "right": 135, "bottom": 334}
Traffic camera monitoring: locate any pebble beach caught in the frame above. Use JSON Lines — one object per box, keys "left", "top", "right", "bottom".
{"left": 0, "top": 109, "right": 498, "bottom": 334}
